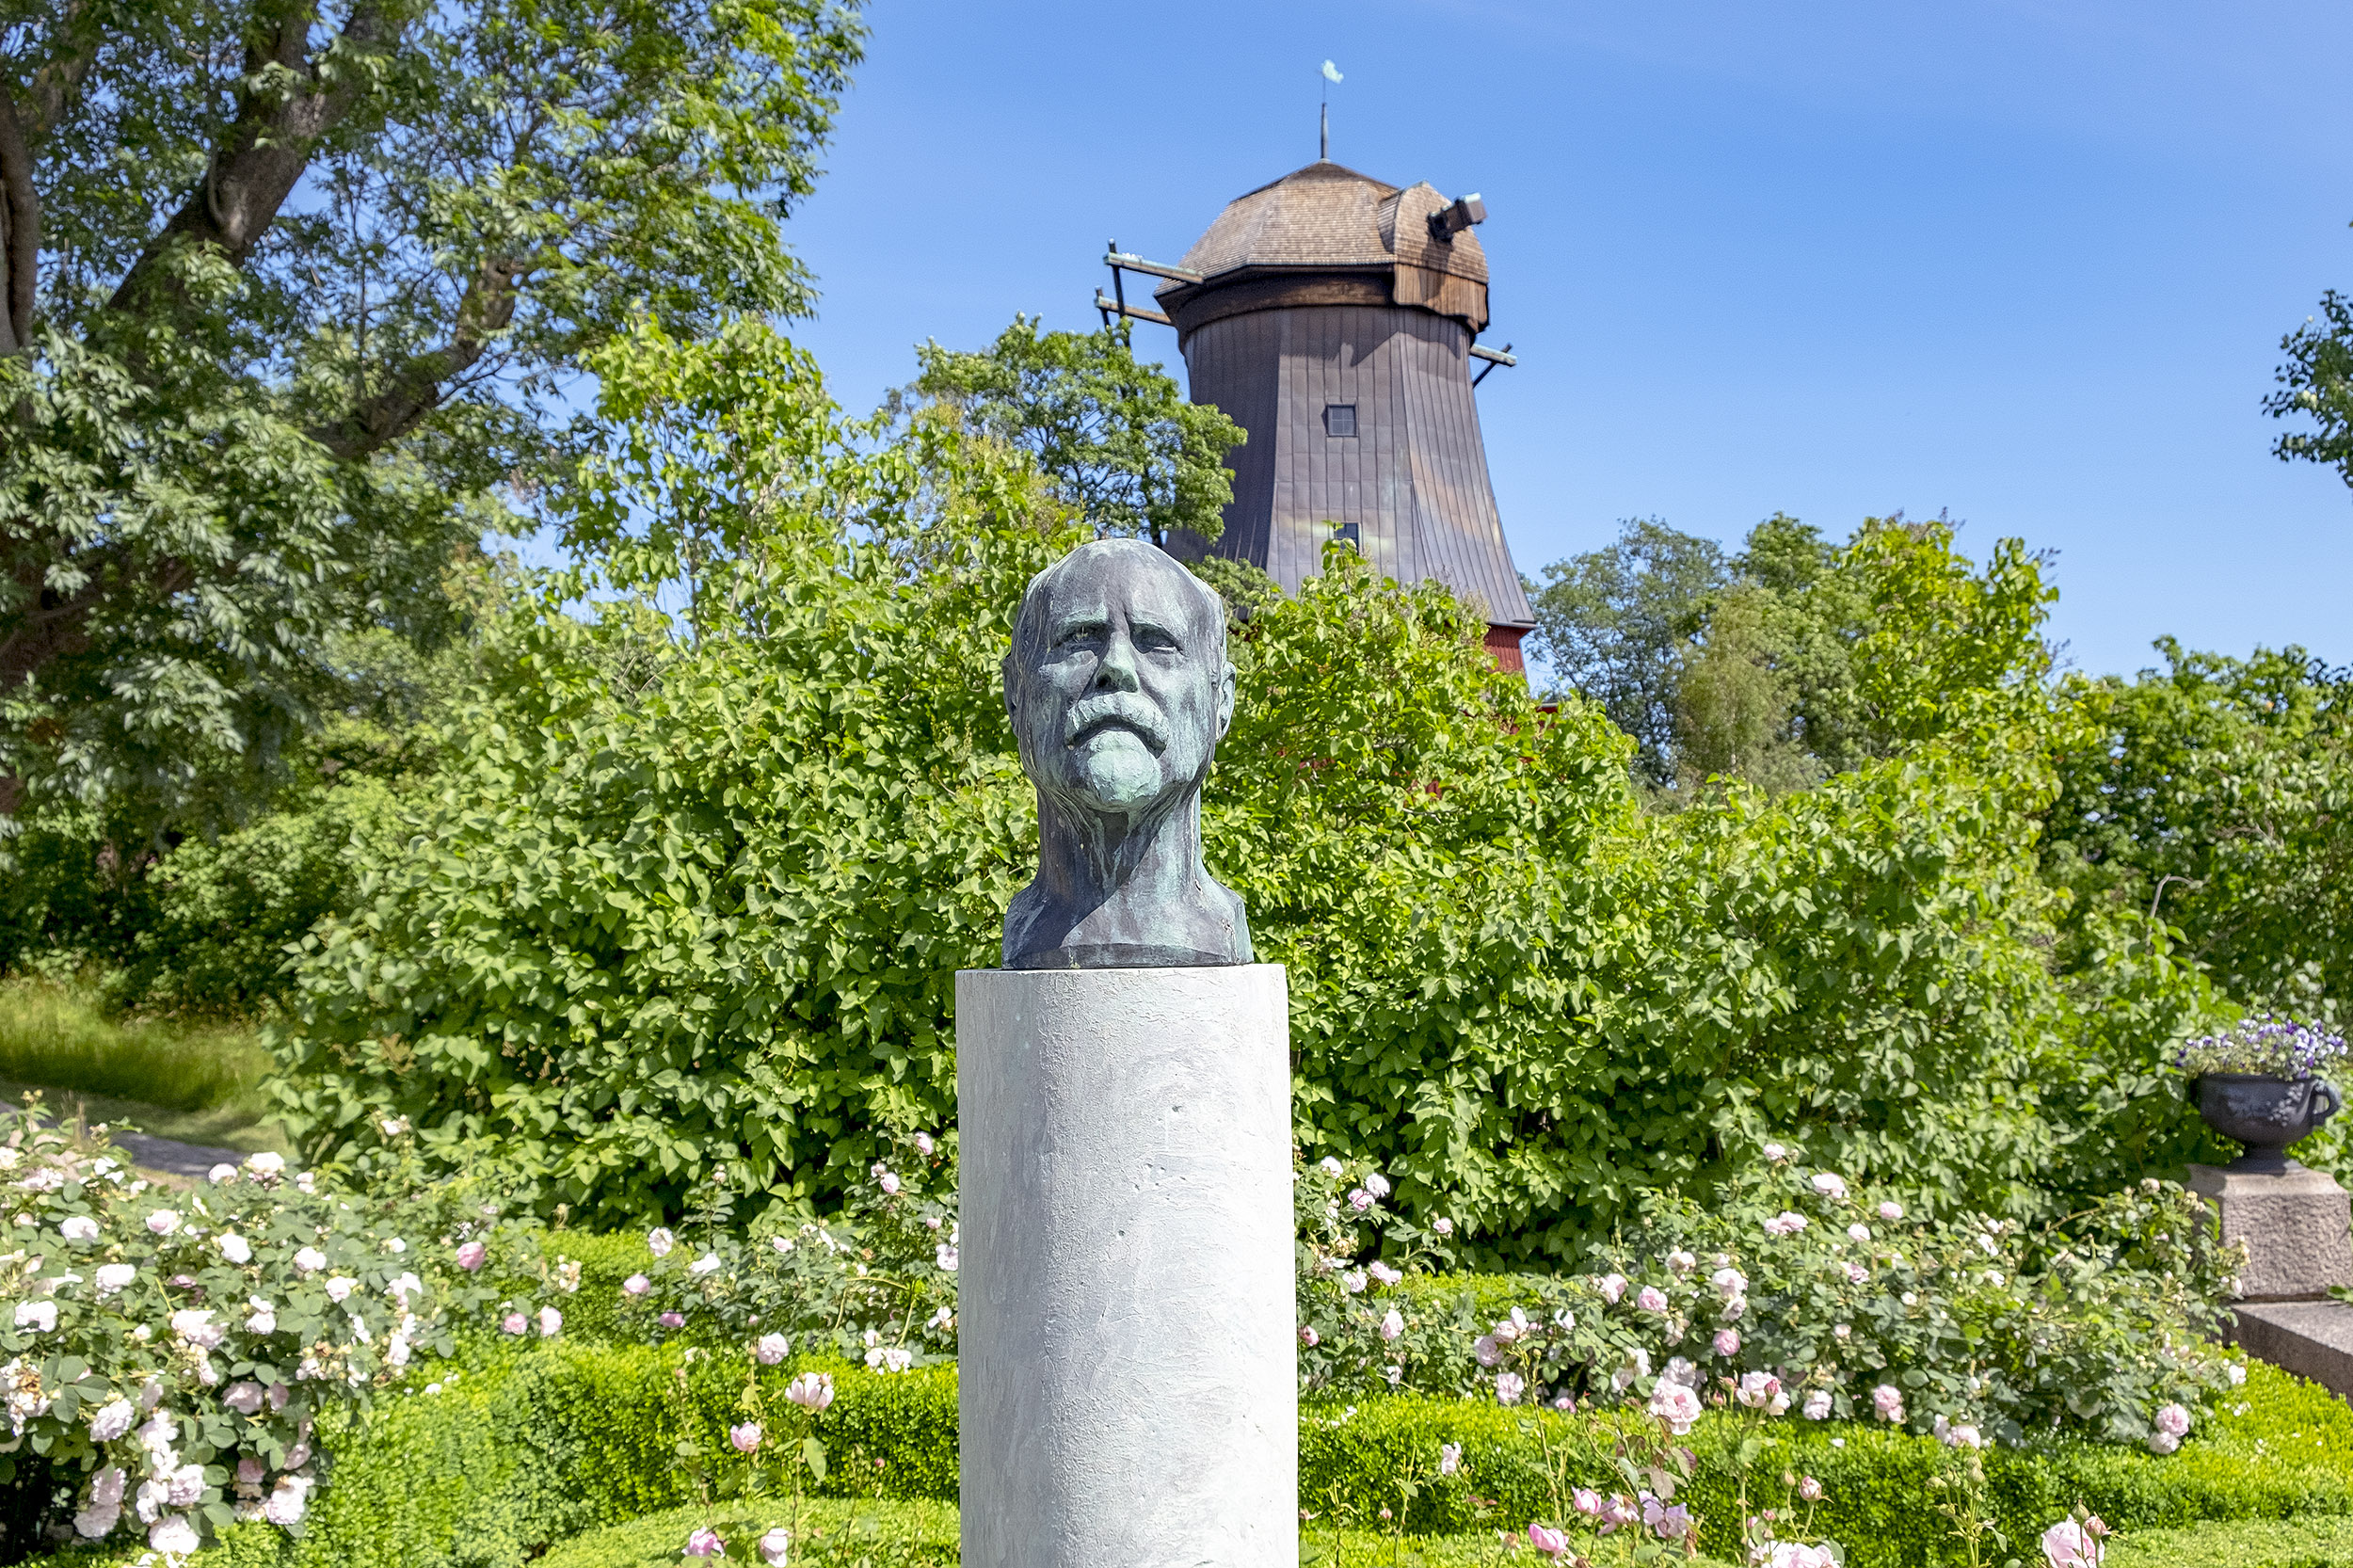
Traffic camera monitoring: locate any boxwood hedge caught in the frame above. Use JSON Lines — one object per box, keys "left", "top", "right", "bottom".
{"left": 58, "top": 1336, "right": 2348, "bottom": 1568}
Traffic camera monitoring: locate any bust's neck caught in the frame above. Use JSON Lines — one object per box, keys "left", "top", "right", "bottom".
{"left": 1031, "top": 788, "right": 1202, "bottom": 913}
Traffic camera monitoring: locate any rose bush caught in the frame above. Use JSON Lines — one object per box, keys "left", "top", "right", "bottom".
{"left": 0, "top": 1109, "right": 561, "bottom": 1559}
{"left": 613, "top": 1131, "right": 958, "bottom": 1371}
{"left": 1294, "top": 1149, "right": 2244, "bottom": 1452}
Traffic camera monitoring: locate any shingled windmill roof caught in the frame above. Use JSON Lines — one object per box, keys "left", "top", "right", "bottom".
{"left": 1156, "top": 162, "right": 1491, "bottom": 331}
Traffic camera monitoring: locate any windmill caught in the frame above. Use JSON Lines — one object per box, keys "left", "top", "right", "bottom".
{"left": 1097, "top": 125, "right": 1533, "bottom": 668}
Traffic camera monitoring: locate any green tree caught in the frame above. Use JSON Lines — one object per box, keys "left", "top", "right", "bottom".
{"left": 1529, "top": 512, "right": 2053, "bottom": 795}
{"left": 2266, "top": 286, "right": 2353, "bottom": 482}
{"left": 0, "top": 0, "right": 865, "bottom": 838}
{"left": 912, "top": 316, "right": 1245, "bottom": 549}
{"left": 1525, "top": 518, "right": 1730, "bottom": 784}
{"left": 2043, "top": 641, "right": 2353, "bottom": 1028}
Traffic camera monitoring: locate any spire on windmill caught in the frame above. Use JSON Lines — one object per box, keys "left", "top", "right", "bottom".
{"left": 1144, "top": 160, "right": 1536, "bottom": 668}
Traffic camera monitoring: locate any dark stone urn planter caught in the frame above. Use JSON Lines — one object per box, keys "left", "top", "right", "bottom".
{"left": 2195, "top": 1074, "right": 2343, "bottom": 1174}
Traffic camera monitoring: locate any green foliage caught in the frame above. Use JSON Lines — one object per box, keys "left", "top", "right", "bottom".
{"left": 2106, "top": 1517, "right": 2353, "bottom": 1568}
{"left": 62, "top": 1342, "right": 955, "bottom": 1567}
{"left": 2267, "top": 286, "right": 2353, "bottom": 484}
{"left": 1526, "top": 512, "right": 2057, "bottom": 797}
{"left": 1525, "top": 517, "right": 1730, "bottom": 784}
{"left": 2, "top": 0, "right": 864, "bottom": 835}
{"left": 1298, "top": 1361, "right": 2352, "bottom": 1567}
{"left": 257, "top": 321, "right": 2226, "bottom": 1252}
{"left": 2043, "top": 641, "right": 2352, "bottom": 1030}
{"left": 601, "top": 1129, "right": 960, "bottom": 1374}
{"left": 1, "top": 596, "right": 497, "bottom": 1017}
{"left": 54, "top": 1308, "right": 2348, "bottom": 1567}
{"left": 1300, "top": 1158, "right": 2244, "bottom": 1451}
{"left": 912, "top": 316, "right": 1246, "bottom": 548}
{"left": 0, "top": 1120, "right": 555, "bottom": 1555}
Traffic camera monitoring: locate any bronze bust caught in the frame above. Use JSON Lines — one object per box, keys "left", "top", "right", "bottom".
{"left": 1000, "top": 539, "right": 1252, "bottom": 969}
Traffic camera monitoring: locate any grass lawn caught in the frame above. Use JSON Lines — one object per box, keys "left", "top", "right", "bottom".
{"left": 0, "top": 977, "right": 286, "bottom": 1155}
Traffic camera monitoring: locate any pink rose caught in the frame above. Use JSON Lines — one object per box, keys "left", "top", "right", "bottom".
{"left": 1528, "top": 1523, "right": 1570, "bottom": 1559}
{"left": 659, "top": 1312, "right": 686, "bottom": 1329}
{"left": 2041, "top": 1518, "right": 2109, "bottom": 1566}
{"left": 730, "top": 1421, "right": 762, "bottom": 1452}
{"left": 2153, "top": 1402, "right": 2191, "bottom": 1438}
{"left": 756, "top": 1333, "right": 791, "bottom": 1365}
{"left": 623, "top": 1274, "right": 651, "bottom": 1297}
{"left": 1712, "top": 1328, "right": 1740, "bottom": 1357}
{"left": 759, "top": 1527, "right": 791, "bottom": 1565}
{"left": 1647, "top": 1381, "right": 1702, "bottom": 1434}
{"left": 1495, "top": 1372, "right": 1526, "bottom": 1405}
{"left": 456, "top": 1241, "right": 488, "bottom": 1272}
{"left": 784, "top": 1371, "right": 835, "bottom": 1412}
{"left": 1872, "top": 1384, "right": 1905, "bottom": 1422}
{"left": 1636, "top": 1286, "right": 1669, "bottom": 1313}
{"left": 1597, "top": 1272, "right": 1627, "bottom": 1304}
{"left": 502, "top": 1312, "right": 527, "bottom": 1336}
{"left": 685, "top": 1526, "right": 724, "bottom": 1558}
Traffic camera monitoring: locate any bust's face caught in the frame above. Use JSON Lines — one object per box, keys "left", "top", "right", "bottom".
{"left": 1006, "top": 545, "right": 1234, "bottom": 818}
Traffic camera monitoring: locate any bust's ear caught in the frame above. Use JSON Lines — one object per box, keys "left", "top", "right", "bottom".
{"left": 1216, "top": 661, "right": 1237, "bottom": 740}
{"left": 1001, "top": 655, "right": 1019, "bottom": 722}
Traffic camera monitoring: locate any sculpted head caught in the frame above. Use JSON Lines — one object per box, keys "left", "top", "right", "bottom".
{"left": 1003, "top": 539, "right": 1235, "bottom": 823}
{"left": 999, "top": 539, "right": 1251, "bottom": 969}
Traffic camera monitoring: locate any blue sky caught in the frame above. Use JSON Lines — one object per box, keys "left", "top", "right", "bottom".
{"left": 778, "top": 0, "right": 2353, "bottom": 680}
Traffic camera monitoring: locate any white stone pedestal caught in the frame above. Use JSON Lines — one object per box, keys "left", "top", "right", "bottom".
{"left": 956, "top": 965, "right": 1297, "bottom": 1568}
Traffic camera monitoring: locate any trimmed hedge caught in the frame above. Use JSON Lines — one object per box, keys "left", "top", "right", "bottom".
{"left": 1298, "top": 1362, "right": 2353, "bottom": 1567}
{"left": 526, "top": 1505, "right": 2353, "bottom": 1568}
{"left": 68, "top": 1346, "right": 952, "bottom": 1568}
{"left": 61, "top": 1333, "right": 2350, "bottom": 1567}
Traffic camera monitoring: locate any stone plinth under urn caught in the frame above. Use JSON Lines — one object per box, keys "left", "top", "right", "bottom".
{"left": 2189, "top": 1162, "right": 2353, "bottom": 1401}
{"left": 959, "top": 540, "right": 1297, "bottom": 1568}
{"left": 2187, "top": 1163, "right": 2353, "bottom": 1303}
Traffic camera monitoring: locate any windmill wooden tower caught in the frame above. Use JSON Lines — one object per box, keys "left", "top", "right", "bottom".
{"left": 1099, "top": 159, "right": 1535, "bottom": 669}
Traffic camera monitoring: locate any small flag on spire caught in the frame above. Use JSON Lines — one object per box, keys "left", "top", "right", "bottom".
{"left": 1321, "top": 59, "right": 1343, "bottom": 83}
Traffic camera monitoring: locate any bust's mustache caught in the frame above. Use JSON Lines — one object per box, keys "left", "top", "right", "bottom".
{"left": 1063, "top": 692, "right": 1169, "bottom": 755}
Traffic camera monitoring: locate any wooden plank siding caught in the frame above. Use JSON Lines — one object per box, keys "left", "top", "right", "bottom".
{"left": 1173, "top": 303, "right": 1534, "bottom": 627}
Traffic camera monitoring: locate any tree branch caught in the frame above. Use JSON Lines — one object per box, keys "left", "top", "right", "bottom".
{"left": 105, "top": 0, "right": 399, "bottom": 316}
{"left": 23, "top": 0, "right": 104, "bottom": 145}
{"left": 312, "top": 254, "right": 521, "bottom": 460}
{"left": 0, "top": 80, "right": 38, "bottom": 354}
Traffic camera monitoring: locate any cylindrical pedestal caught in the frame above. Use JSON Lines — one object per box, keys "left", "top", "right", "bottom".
{"left": 957, "top": 965, "right": 1296, "bottom": 1568}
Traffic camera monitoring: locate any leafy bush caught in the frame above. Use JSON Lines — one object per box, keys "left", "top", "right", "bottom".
{"left": 616, "top": 1132, "right": 958, "bottom": 1374}
{"left": 0, "top": 1121, "right": 545, "bottom": 1560}
{"left": 1298, "top": 1154, "right": 2243, "bottom": 1452}
{"left": 263, "top": 319, "right": 2231, "bottom": 1257}
{"left": 61, "top": 1334, "right": 2338, "bottom": 1568}
{"left": 2044, "top": 642, "right": 2352, "bottom": 1033}
{"left": 55, "top": 1343, "right": 953, "bottom": 1568}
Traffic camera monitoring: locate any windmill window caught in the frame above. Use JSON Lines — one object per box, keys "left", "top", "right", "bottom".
{"left": 1323, "top": 404, "right": 1357, "bottom": 438}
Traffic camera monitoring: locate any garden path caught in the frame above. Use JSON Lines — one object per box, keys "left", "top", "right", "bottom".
{"left": 115, "top": 1128, "right": 248, "bottom": 1179}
